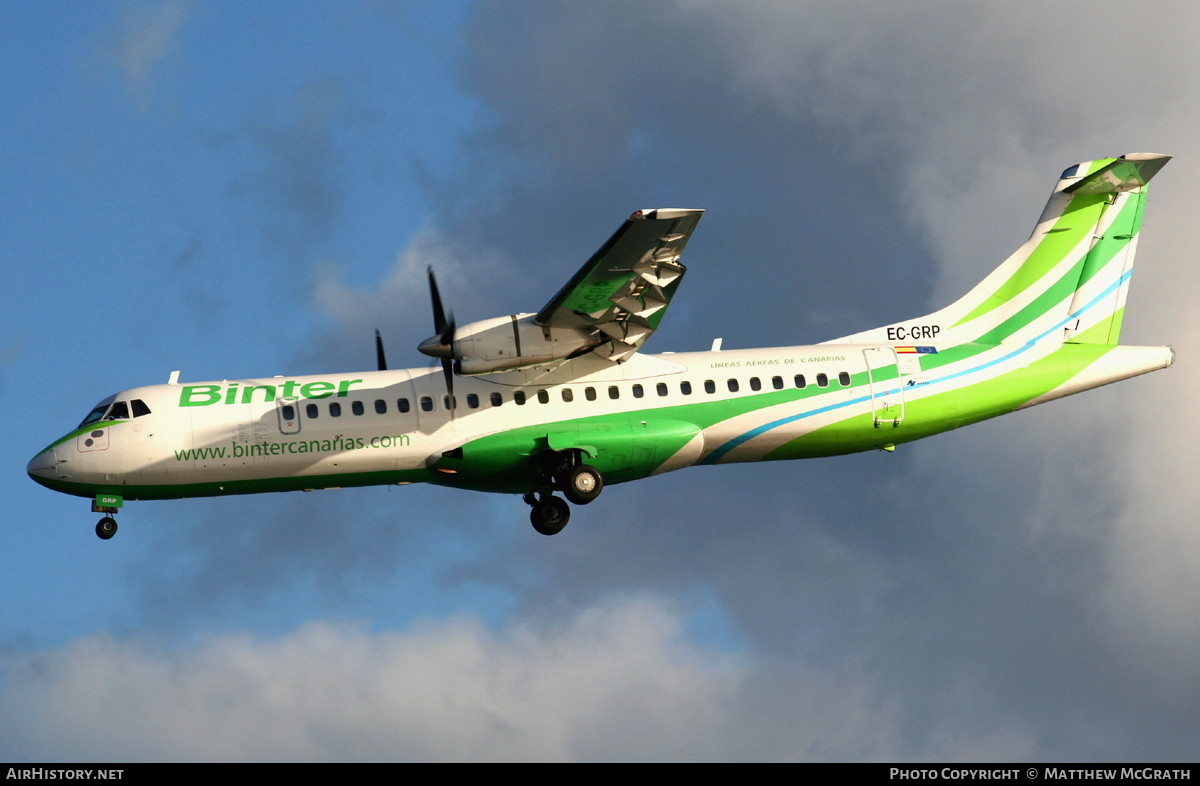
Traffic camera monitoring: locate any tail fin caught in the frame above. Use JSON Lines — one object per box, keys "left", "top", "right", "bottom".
{"left": 828, "top": 153, "right": 1171, "bottom": 347}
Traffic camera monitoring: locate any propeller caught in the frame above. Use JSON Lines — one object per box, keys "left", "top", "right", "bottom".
{"left": 418, "top": 266, "right": 457, "bottom": 410}
{"left": 374, "top": 329, "right": 388, "bottom": 371}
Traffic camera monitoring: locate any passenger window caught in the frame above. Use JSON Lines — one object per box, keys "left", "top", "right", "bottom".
{"left": 817, "top": 373, "right": 828, "bottom": 387}
{"left": 656, "top": 382, "right": 668, "bottom": 397}
{"left": 750, "top": 377, "right": 761, "bottom": 391}
{"left": 444, "top": 395, "right": 456, "bottom": 410}
{"left": 420, "top": 397, "right": 433, "bottom": 412}
{"left": 352, "top": 401, "right": 365, "bottom": 416}
{"left": 794, "top": 375, "right": 806, "bottom": 389}
{"left": 375, "top": 399, "right": 387, "bottom": 414}
{"left": 681, "top": 381, "right": 692, "bottom": 395}
{"left": 467, "top": 393, "right": 480, "bottom": 409}
{"left": 398, "top": 398, "right": 411, "bottom": 413}
{"left": 704, "top": 380, "right": 716, "bottom": 394}
{"left": 306, "top": 403, "right": 319, "bottom": 419}
{"left": 490, "top": 392, "right": 502, "bottom": 407}
{"left": 131, "top": 399, "right": 151, "bottom": 417}
{"left": 608, "top": 386, "right": 619, "bottom": 399}
{"left": 838, "top": 371, "right": 851, "bottom": 386}
{"left": 727, "top": 379, "right": 740, "bottom": 392}
{"left": 585, "top": 387, "right": 597, "bottom": 401}
{"left": 282, "top": 404, "right": 296, "bottom": 421}
{"left": 107, "top": 401, "right": 130, "bottom": 420}
{"left": 537, "top": 390, "right": 550, "bottom": 404}
{"left": 772, "top": 376, "right": 783, "bottom": 390}
{"left": 562, "top": 388, "right": 574, "bottom": 403}
{"left": 632, "top": 384, "right": 644, "bottom": 398}
{"left": 515, "top": 391, "right": 527, "bottom": 405}
{"left": 330, "top": 402, "right": 342, "bottom": 417}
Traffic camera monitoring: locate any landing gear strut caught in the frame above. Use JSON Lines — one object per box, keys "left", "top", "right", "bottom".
{"left": 95, "top": 516, "right": 118, "bottom": 540}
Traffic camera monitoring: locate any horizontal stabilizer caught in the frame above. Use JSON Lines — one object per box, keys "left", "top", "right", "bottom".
{"left": 1064, "top": 152, "right": 1171, "bottom": 195}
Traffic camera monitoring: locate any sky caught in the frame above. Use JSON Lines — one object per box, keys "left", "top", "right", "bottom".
{"left": 2, "top": 0, "right": 1199, "bottom": 762}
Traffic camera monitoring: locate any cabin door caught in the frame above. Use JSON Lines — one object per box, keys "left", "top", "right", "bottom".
{"left": 863, "top": 347, "right": 905, "bottom": 428}
{"left": 276, "top": 397, "right": 302, "bottom": 435}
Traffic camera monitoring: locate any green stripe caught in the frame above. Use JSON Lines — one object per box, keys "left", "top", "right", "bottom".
{"left": 972, "top": 191, "right": 1142, "bottom": 344}
{"left": 30, "top": 468, "right": 431, "bottom": 500}
{"left": 37, "top": 421, "right": 130, "bottom": 455}
{"left": 953, "top": 192, "right": 1108, "bottom": 327}
{"left": 765, "top": 326, "right": 1117, "bottom": 460}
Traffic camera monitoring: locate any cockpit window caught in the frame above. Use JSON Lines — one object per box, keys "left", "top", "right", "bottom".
{"left": 131, "top": 399, "right": 151, "bottom": 417}
{"left": 78, "top": 396, "right": 117, "bottom": 428}
{"left": 106, "top": 401, "right": 130, "bottom": 421}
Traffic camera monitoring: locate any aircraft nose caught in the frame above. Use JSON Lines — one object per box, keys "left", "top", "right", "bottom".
{"left": 27, "top": 448, "right": 57, "bottom": 483}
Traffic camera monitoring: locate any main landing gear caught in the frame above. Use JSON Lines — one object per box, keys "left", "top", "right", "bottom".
{"left": 526, "top": 492, "right": 571, "bottom": 536}
{"left": 524, "top": 450, "right": 605, "bottom": 535}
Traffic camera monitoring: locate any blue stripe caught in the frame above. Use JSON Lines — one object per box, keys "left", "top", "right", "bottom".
{"left": 699, "top": 271, "right": 1132, "bottom": 464}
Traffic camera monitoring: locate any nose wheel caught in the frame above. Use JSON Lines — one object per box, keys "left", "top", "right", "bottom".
{"left": 90, "top": 495, "right": 123, "bottom": 540}
{"left": 95, "top": 516, "right": 118, "bottom": 540}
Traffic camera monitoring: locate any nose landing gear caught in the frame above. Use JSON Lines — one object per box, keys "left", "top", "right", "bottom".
{"left": 91, "top": 494, "right": 123, "bottom": 540}
{"left": 95, "top": 516, "right": 118, "bottom": 540}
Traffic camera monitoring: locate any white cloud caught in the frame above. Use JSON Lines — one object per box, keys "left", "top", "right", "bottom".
{"left": 0, "top": 596, "right": 743, "bottom": 762}
{"left": 108, "top": 0, "right": 191, "bottom": 105}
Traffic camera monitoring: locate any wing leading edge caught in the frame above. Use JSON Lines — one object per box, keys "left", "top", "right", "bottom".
{"left": 536, "top": 208, "right": 704, "bottom": 362}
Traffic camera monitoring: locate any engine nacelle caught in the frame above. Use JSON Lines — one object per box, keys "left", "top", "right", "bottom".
{"left": 423, "top": 313, "right": 601, "bottom": 376}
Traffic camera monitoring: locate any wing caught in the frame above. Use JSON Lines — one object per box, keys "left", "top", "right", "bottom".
{"left": 535, "top": 208, "right": 704, "bottom": 361}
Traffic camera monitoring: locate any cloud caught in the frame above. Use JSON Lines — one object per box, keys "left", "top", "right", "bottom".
{"left": 107, "top": 0, "right": 191, "bottom": 107}
{"left": 419, "top": 0, "right": 1200, "bottom": 759}
{"left": 0, "top": 596, "right": 741, "bottom": 762}
{"left": 313, "top": 224, "right": 510, "bottom": 347}
{"left": 62, "top": 0, "right": 1200, "bottom": 761}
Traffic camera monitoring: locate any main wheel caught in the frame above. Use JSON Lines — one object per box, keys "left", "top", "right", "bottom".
{"left": 530, "top": 496, "right": 571, "bottom": 536}
{"left": 95, "top": 516, "right": 118, "bottom": 540}
{"left": 561, "top": 464, "right": 603, "bottom": 505}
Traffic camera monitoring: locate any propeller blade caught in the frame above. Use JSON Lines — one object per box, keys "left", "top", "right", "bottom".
{"left": 374, "top": 329, "right": 388, "bottom": 371}
{"left": 426, "top": 266, "right": 457, "bottom": 417}
{"left": 428, "top": 267, "right": 449, "bottom": 336}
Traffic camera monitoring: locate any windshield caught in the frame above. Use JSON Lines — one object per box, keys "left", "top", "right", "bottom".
{"left": 77, "top": 395, "right": 117, "bottom": 428}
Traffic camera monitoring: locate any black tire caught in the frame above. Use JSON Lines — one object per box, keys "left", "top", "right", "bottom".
{"left": 95, "top": 516, "right": 118, "bottom": 540}
{"left": 530, "top": 496, "right": 571, "bottom": 536}
{"left": 562, "top": 464, "right": 603, "bottom": 505}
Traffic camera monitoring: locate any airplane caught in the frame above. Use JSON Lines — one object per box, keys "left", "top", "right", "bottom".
{"left": 28, "top": 153, "right": 1176, "bottom": 539}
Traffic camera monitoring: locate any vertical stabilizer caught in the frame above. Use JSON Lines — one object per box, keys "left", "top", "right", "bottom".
{"left": 826, "top": 153, "right": 1171, "bottom": 347}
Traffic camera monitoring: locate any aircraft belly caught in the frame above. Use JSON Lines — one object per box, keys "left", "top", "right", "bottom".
{"left": 427, "top": 416, "right": 704, "bottom": 491}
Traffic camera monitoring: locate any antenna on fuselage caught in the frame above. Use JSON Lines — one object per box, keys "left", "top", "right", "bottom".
{"left": 167, "top": 370, "right": 181, "bottom": 385}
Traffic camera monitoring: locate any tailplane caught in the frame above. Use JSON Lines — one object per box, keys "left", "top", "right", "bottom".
{"left": 828, "top": 153, "right": 1171, "bottom": 347}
